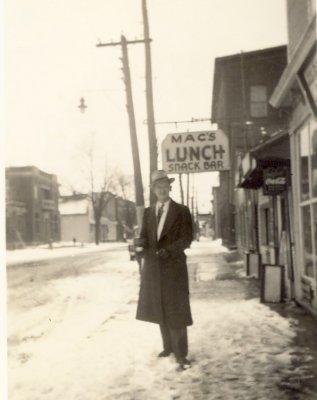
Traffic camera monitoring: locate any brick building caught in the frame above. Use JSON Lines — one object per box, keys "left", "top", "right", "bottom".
{"left": 6, "top": 166, "right": 60, "bottom": 247}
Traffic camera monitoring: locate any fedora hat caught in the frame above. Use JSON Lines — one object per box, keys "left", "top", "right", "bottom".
{"left": 150, "top": 170, "right": 175, "bottom": 187}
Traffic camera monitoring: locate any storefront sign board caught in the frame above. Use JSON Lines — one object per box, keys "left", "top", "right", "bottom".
{"left": 263, "top": 165, "right": 288, "bottom": 195}
{"left": 161, "top": 130, "right": 230, "bottom": 174}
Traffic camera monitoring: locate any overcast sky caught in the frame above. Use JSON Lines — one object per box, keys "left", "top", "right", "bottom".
{"left": 5, "top": 0, "right": 287, "bottom": 209}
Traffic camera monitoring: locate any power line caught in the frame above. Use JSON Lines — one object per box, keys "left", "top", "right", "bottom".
{"left": 143, "top": 117, "right": 213, "bottom": 128}
{"left": 97, "top": 38, "right": 152, "bottom": 48}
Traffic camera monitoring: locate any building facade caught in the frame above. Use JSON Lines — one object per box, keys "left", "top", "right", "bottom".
{"left": 270, "top": 0, "right": 317, "bottom": 313}
{"left": 59, "top": 193, "right": 136, "bottom": 243}
{"left": 6, "top": 166, "right": 60, "bottom": 247}
{"left": 211, "top": 45, "right": 288, "bottom": 248}
{"left": 236, "top": 132, "right": 294, "bottom": 300}
{"left": 59, "top": 194, "right": 116, "bottom": 243}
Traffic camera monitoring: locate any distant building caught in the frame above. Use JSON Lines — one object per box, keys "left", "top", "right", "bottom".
{"left": 211, "top": 45, "right": 288, "bottom": 248}
{"left": 197, "top": 213, "right": 214, "bottom": 239}
{"left": 6, "top": 166, "right": 60, "bottom": 247}
{"left": 59, "top": 193, "right": 115, "bottom": 243}
{"left": 59, "top": 193, "right": 136, "bottom": 243}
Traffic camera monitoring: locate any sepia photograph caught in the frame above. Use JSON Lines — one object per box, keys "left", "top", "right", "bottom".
{"left": 2, "top": 0, "right": 317, "bottom": 399}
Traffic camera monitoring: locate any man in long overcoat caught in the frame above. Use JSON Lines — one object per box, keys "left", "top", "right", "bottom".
{"left": 136, "top": 170, "right": 193, "bottom": 370}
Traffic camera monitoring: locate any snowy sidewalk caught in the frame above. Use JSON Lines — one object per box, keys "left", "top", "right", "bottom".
{"left": 183, "top": 243, "right": 317, "bottom": 399}
{"left": 6, "top": 240, "right": 317, "bottom": 400}
{"left": 120, "top": 241, "right": 317, "bottom": 400}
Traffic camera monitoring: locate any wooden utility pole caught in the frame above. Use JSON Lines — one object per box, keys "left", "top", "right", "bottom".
{"left": 179, "top": 173, "right": 184, "bottom": 204}
{"left": 240, "top": 51, "right": 249, "bottom": 152}
{"left": 191, "top": 196, "right": 194, "bottom": 218}
{"left": 186, "top": 174, "right": 190, "bottom": 206}
{"left": 142, "top": 0, "right": 158, "bottom": 204}
{"left": 97, "top": 36, "right": 146, "bottom": 229}
{"left": 120, "top": 36, "right": 144, "bottom": 227}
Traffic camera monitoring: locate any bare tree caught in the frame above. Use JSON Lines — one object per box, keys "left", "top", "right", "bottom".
{"left": 114, "top": 169, "right": 133, "bottom": 201}
{"left": 112, "top": 168, "right": 136, "bottom": 240}
{"left": 88, "top": 146, "right": 116, "bottom": 245}
{"left": 69, "top": 137, "right": 128, "bottom": 245}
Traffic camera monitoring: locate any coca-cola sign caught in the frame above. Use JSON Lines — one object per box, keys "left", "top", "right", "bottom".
{"left": 263, "top": 165, "right": 288, "bottom": 195}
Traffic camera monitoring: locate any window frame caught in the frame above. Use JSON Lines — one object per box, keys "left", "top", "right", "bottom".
{"left": 249, "top": 85, "right": 268, "bottom": 118}
{"left": 297, "top": 119, "right": 317, "bottom": 279}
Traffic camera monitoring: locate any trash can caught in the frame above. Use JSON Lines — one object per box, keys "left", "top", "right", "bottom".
{"left": 260, "top": 264, "right": 284, "bottom": 303}
{"left": 245, "top": 251, "right": 261, "bottom": 278}
{"left": 249, "top": 252, "right": 261, "bottom": 279}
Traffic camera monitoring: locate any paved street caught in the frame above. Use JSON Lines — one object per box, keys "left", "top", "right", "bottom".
{"left": 7, "top": 240, "right": 317, "bottom": 400}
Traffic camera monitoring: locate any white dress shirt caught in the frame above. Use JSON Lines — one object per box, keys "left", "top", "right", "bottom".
{"left": 156, "top": 199, "right": 171, "bottom": 240}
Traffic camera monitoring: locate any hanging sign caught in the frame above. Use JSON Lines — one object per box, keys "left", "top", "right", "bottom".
{"left": 263, "top": 165, "right": 288, "bottom": 195}
{"left": 161, "top": 130, "right": 230, "bottom": 174}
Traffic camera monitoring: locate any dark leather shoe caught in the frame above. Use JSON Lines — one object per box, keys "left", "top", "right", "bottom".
{"left": 177, "top": 358, "right": 191, "bottom": 371}
{"left": 157, "top": 350, "right": 171, "bottom": 357}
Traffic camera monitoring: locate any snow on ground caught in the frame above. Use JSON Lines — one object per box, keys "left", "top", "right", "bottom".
{"left": 6, "top": 240, "right": 317, "bottom": 400}
{"left": 6, "top": 241, "right": 127, "bottom": 266}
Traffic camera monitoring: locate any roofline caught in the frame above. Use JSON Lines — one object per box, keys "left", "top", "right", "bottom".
{"left": 5, "top": 165, "right": 57, "bottom": 179}
{"left": 214, "top": 45, "right": 287, "bottom": 64}
{"left": 211, "top": 45, "right": 287, "bottom": 120}
{"left": 250, "top": 130, "right": 289, "bottom": 155}
{"left": 59, "top": 193, "right": 88, "bottom": 200}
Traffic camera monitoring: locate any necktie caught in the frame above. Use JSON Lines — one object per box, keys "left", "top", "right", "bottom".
{"left": 157, "top": 203, "right": 164, "bottom": 224}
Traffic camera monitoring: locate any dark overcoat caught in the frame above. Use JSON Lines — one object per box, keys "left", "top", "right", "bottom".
{"left": 136, "top": 199, "right": 193, "bottom": 329}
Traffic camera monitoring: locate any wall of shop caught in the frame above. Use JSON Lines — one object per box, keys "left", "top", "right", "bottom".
{"left": 290, "top": 116, "right": 317, "bottom": 312}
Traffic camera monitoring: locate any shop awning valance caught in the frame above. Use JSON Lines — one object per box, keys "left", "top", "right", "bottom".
{"left": 237, "top": 156, "right": 290, "bottom": 190}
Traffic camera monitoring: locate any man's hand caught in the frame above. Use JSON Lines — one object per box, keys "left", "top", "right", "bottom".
{"left": 156, "top": 249, "right": 169, "bottom": 259}
{"left": 134, "top": 237, "right": 145, "bottom": 253}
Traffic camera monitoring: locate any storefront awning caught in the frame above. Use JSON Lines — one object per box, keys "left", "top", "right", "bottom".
{"left": 236, "top": 131, "right": 290, "bottom": 189}
{"left": 237, "top": 157, "right": 290, "bottom": 190}
{"left": 236, "top": 153, "right": 261, "bottom": 189}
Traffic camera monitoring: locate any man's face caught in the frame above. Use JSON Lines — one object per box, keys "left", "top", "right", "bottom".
{"left": 152, "top": 180, "right": 171, "bottom": 202}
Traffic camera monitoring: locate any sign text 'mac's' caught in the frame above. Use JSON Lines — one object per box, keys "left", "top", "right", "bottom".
{"left": 171, "top": 132, "right": 216, "bottom": 143}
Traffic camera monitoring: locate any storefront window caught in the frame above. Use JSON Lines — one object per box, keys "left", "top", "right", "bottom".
{"left": 261, "top": 206, "right": 274, "bottom": 246}
{"left": 313, "top": 203, "right": 317, "bottom": 268}
{"left": 302, "top": 205, "right": 314, "bottom": 277}
{"left": 244, "top": 208, "right": 249, "bottom": 249}
{"left": 298, "top": 121, "right": 317, "bottom": 279}
{"left": 264, "top": 208, "right": 270, "bottom": 245}
{"left": 35, "top": 213, "right": 40, "bottom": 234}
{"left": 311, "top": 128, "right": 317, "bottom": 197}
{"left": 281, "top": 198, "right": 286, "bottom": 231}
{"left": 300, "top": 126, "right": 310, "bottom": 201}
{"left": 238, "top": 208, "right": 244, "bottom": 248}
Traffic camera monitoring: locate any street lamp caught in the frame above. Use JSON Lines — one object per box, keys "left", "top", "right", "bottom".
{"left": 78, "top": 97, "right": 87, "bottom": 113}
